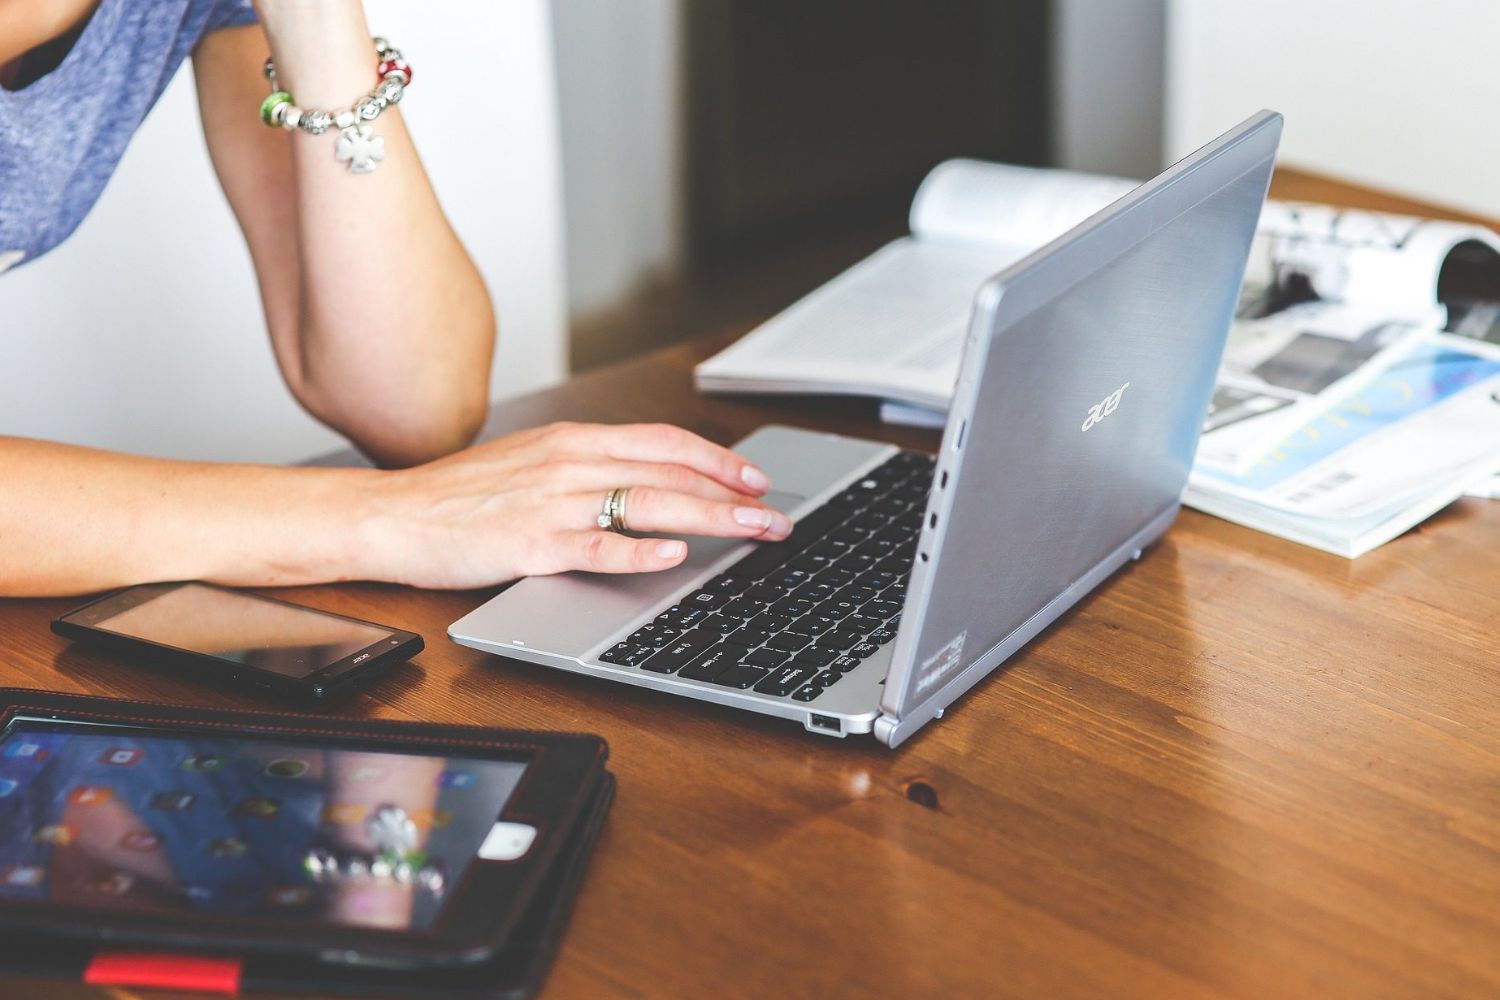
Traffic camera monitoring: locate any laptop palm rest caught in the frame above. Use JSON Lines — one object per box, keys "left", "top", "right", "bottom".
{"left": 449, "top": 425, "right": 895, "bottom": 661}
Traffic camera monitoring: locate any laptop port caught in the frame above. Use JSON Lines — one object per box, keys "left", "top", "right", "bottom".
{"left": 808, "top": 714, "right": 841, "bottom": 734}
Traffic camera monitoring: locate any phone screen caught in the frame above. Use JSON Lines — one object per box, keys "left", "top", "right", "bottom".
{"left": 0, "top": 719, "right": 529, "bottom": 931}
{"left": 87, "top": 584, "right": 395, "bottom": 679}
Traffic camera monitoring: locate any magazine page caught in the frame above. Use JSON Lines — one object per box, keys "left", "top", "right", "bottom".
{"left": 1190, "top": 335, "right": 1500, "bottom": 520}
{"left": 1197, "top": 203, "right": 1500, "bottom": 469}
{"left": 908, "top": 160, "right": 1137, "bottom": 250}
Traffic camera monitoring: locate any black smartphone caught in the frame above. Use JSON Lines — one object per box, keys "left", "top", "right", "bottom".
{"left": 52, "top": 582, "right": 423, "bottom": 702}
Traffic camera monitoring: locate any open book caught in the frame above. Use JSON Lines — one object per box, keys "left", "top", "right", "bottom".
{"left": 695, "top": 160, "right": 1500, "bottom": 557}
{"left": 693, "top": 161, "right": 1137, "bottom": 409}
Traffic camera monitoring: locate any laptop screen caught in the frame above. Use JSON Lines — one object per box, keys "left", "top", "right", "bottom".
{"left": 884, "top": 116, "right": 1280, "bottom": 727}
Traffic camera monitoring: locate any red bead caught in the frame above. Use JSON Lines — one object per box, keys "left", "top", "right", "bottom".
{"left": 378, "top": 59, "right": 412, "bottom": 85}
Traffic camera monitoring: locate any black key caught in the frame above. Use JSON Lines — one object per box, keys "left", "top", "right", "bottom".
{"left": 847, "top": 642, "right": 880, "bottom": 659}
{"left": 643, "top": 630, "right": 717, "bottom": 673}
{"left": 766, "top": 632, "right": 812, "bottom": 652}
{"left": 839, "top": 553, "right": 879, "bottom": 575}
{"left": 745, "top": 582, "right": 787, "bottom": 603}
{"left": 768, "top": 567, "right": 815, "bottom": 591}
{"left": 745, "top": 647, "right": 790, "bottom": 669}
{"left": 700, "top": 614, "right": 739, "bottom": 634}
{"left": 685, "top": 589, "right": 728, "bottom": 611}
{"left": 845, "top": 614, "right": 884, "bottom": 634}
{"left": 813, "top": 566, "right": 857, "bottom": 589}
{"left": 722, "top": 597, "right": 766, "bottom": 620}
{"left": 754, "top": 664, "right": 818, "bottom": 696}
{"left": 727, "top": 627, "right": 771, "bottom": 648}
{"left": 659, "top": 605, "right": 709, "bottom": 629}
{"left": 708, "top": 664, "right": 769, "bottom": 689}
{"left": 598, "top": 642, "right": 655, "bottom": 667}
{"left": 819, "top": 628, "right": 862, "bottom": 650}
{"left": 750, "top": 612, "right": 794, "bottom": 634}
{"left": 863, "top": 571, "right": 899, "bottom": 591}
{"left": 792, "top": 674, "right": 832, "bottom": 701}
{"left": 868, "top": 627, "right": 897, "bottom": 645}
{"left": 706, "top": 574, "right": 747, "bottom": 594}
{"left": 822, "top": 600, "right": 859, "bottom": 620}
{"left": 678, "top": 643, "right": 747, "bottom": 682}
{"left": 848, "top": 511, "right": 890, "bottom": 532}
{"left": 860, "top": 537, "right": 901, "bottom": 559}
{"left": 828, "top": 489, "right": 868, "bottom": 509}
{"left": 885, "top": 580, "right": 909, "bottom": 601}
{"left": 793, "top": 583, "right": 837, "bottom": 604}
{"left": 866, "top": 600, "right": 902, "bottom": 620}
{"left": 627, "top": 623, "right": 681, "bottom": 647}
{"left": 827, "top": 655, "right": 863, "bottom": 674}
{"left": 769, "top": 597, "right": 814, "bottom": 618}
{"left": 805, "top": 540, "right": 843, "bottom": 560}
{"left": 829, "top": 527, "right": 868, "bottom": 546}
{"left": 793, "top": 646, "right": 839, "bottom": 668}
{"left": 787, "top": 552, "right": 836, "bottom": 574}
{"left": 837, "top": 586, "right": 878, "bottom": 605}
{"left": 798, "top": 615, "right": 839, "bottom": 636}
{"left": 727, "top": 503, "right": 847, "bottom": 579}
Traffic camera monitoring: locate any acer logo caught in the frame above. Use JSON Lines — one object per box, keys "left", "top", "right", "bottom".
{"left": 1081, "top": 382, "right": 1130, "bottom": 432}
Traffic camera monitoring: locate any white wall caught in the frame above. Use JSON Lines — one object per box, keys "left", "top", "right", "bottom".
{"left": 1166, "top": 0, "right": 1500, "bottom": 218}
{"left": 551, "top": 0, "right": 682, "bottom": 316}
{"left": 1052, "top": 0, "right": 1166, "bottom": 180}
{"left": 0, "top": 0, "right": 567, "bottom": 464}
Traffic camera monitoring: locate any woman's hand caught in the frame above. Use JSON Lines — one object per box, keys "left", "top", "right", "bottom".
{"left": 359, "top": 422, "right": 792, "bottom": 588}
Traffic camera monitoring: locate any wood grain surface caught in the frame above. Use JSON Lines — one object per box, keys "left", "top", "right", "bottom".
{"left": 3, "top": 169, "right": 1498, "bottom": 999}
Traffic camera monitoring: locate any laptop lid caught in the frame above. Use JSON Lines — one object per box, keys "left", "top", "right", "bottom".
{"left": 878, "top": 111, "right": 1282, "bottom": 744}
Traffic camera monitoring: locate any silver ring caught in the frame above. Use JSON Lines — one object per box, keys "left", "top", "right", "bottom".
{"left": 597, "top": 487, "right": 630, "bottom": 533}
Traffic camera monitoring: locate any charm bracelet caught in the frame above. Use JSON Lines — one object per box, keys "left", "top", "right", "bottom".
{"left": 258, "top": 36, "right": 412, "bottom": 175}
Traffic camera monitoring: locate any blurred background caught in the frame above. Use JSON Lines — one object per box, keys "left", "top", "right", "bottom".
{"left": 4, "top": 0, "right": 1498, "bottom": 463}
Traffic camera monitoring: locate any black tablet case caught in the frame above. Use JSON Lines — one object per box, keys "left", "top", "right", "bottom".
{"left": 0, "top": 771, "right": 612, "bottom": 999}
{"left": 0, "top": 690, "right": 616, "bottom": 1000}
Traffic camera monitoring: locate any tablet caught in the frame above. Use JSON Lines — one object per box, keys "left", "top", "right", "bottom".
{"left": 0, "top": 690, "right": 609, "bottom": 970}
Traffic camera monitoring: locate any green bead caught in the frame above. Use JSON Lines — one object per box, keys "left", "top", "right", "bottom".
{"left": 260, "top": 90, "right": 294, "bottom": 127}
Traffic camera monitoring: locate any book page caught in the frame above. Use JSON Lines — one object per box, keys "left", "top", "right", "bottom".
{"left": 695, "top": 238, "right": 1022, "bottom": 408}
{"left": 909, "top": 160, "right": 1138, "bottom": 250}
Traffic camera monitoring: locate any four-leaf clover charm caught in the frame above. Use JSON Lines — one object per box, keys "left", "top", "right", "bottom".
{"left": 335, "top": 125, "right": 385, "bottom": 174}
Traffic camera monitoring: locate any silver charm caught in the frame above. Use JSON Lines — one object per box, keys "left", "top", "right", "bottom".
{"left": 335, "top": 125, "right": 385, "bottom": 174}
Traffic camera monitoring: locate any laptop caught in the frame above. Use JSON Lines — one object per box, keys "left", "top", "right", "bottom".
{"left": 450, "top": 111, "right": 1283, "bottom": 748}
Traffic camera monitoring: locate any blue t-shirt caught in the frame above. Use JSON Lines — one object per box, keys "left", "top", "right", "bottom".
{"left": 0, "top": 0, "right": 257, "bottom": 272}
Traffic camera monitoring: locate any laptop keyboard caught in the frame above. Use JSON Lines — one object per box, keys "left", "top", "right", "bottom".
{"left": 598, "top": 450, "right": 934, "bottom": 703}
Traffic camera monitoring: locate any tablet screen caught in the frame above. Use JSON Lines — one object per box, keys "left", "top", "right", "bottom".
{"left": 0, "top": 719, "right": 528, "bottom": 932}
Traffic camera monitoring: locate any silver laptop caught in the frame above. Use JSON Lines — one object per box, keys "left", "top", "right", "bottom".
{"left": 451, "top": 111, "right": 1282, "bottom": 747}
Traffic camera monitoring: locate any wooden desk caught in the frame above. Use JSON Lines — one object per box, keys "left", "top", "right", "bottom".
{"left": 4, "top": 170, "right": 1499, "bottom": 999}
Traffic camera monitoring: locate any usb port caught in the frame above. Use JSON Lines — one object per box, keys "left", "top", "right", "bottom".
{"left": 808, "top": 714, "right": 840, "bottom": 733}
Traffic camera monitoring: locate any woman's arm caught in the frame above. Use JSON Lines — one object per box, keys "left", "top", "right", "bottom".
{"left": 0, "top": 424, "right": 790, "bottom": 597}
{"left": 192, "top": 4, "right": 495, "bottom": 468}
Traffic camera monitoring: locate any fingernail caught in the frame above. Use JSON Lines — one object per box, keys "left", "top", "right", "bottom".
{"left": 741, "top": 465, "right": 770, "bottom": 491}
{"left": 734, "top": 507, "right": 773, "bottom": 529}
{"left": 655, "top": 540, "right": 685, "bottom": 560}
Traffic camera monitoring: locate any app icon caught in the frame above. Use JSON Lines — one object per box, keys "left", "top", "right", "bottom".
{"left": 179, "top": 753, "right": 225, "bottom": 773}
{"left": 100, "top": 748, "right": 143, "bottom": 766}
{"left": 0, "top": 779, "right": 17, "bottom": 798}
{"left": 3, "top": 742, "right": 47, "bottom": 761}
{"left": 150, "top": 791, "right": 197, "bottom": 812}
{"left": 34, "top": 825, "right": 76, "bottom": 846}
{"left": 267, "top": 886, "right": 313, "bottom": 907}
{"left": 68, "top": 785, "right": 114, "bottom": 806}
{"left": 2, "top": 866, "right": 43, "bottom": 888}
{"left": 348, "top": 765, "right": 386, "bottom": 784}
{"left": 410, "top": 808, "right": 453, "bottom": 830}
{"left": 265, "top": 759, "right": 308, "bottom": 779}
{"left": 322, "top": 803, "right": 368, "bottom": 825}
{"left": 94, "top": 872, "right": 134, "bottom": 896}
{"left": 207, "top": 837, "right": 248, "bottom": 859}
{"left": 120, "top": 830, "right": 162, "bottom": 852}
{"left": 437, "top": 770, "right": 475, "bottom": 790}
{"left": 236, "top": 797, "right": 281, "bottom": 819}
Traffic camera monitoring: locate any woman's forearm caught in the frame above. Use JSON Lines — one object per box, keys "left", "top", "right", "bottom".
{"left": 0, "top": 436, "right": 380, "bottom": 597}
{"left": 222, "top": 2, "right": 494, "bottom": 466}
